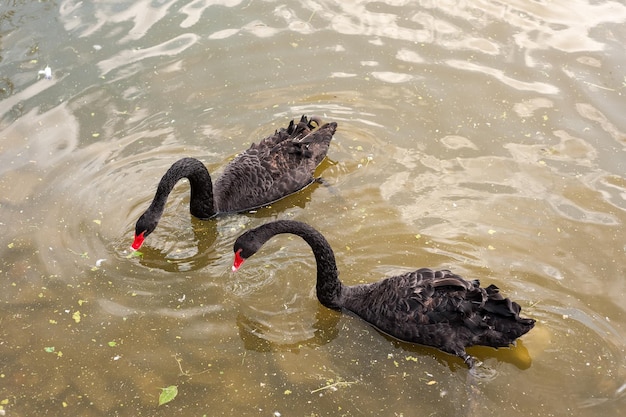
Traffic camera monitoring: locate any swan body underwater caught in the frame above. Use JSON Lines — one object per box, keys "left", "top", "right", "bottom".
{"left": 132, "top": 116, "right": 337, "bottom": 250}
{"left": 232, "top": 220, "right": 535, "bottom": 368}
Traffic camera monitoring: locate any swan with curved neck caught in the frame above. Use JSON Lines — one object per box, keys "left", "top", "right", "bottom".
{"left": 232, "top": 220, "right": 535, "bottom": 368}
{"left": 132, "top": 116, "right": 337, "bottom": 250}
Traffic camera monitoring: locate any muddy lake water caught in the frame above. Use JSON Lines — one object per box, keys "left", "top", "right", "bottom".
{"left": 1, "top": 0, "right": 625, "bottom": 416}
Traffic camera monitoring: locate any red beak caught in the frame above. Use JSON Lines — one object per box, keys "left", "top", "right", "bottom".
{"left": 131, "top": 232, "right": 145, "bottom": 251}
{"left": 232, "top": 249, "right": 245, "bottom": 272}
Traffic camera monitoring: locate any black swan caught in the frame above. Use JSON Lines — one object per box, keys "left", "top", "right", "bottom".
{"left": 231, "top": 220, "right": 535, "bottom": 368}
{"left": 132, "top": 116, "right": 337, "bottom": 250}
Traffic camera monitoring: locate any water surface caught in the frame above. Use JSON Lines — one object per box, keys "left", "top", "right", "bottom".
{"left": 1, "top": 0, "right": 625, "bottom": 416}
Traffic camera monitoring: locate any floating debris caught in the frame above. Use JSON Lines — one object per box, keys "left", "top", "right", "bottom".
{"left": 38, "top": 65, "right": 52, "bottom": 80}
{"left": 158, "top": 385, "right": 178, "bottom": 406}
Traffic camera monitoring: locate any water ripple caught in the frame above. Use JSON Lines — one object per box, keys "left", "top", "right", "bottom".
{"left": 447, "top": 60, "right": 559, "bottom": 94}
{"left": 180, "top": 0, "right": 244, "bottom": 29}
{"left": 98, "top": 33, "right": 200, "bottom": 77}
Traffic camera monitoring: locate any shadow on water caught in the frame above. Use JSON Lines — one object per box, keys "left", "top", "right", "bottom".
{"left": 389, "top": 337, "right": 533, "bottom": 371}
{"left": 363, "top": 316, "right": 534, "bottom": 372}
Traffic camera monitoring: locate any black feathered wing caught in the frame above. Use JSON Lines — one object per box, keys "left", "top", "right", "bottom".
{"left": 214, "top": 120, "right": 336, "bottom": 212}
{"left": 341, "top": 268, "right": 535, "bottom": 362}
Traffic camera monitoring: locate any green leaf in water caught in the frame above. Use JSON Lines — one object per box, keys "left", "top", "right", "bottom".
{"left": 126, "top": 251, "right": 143, "bottom": 258}
{"left": 158, "top": 385, "right": 178, "bottom": 406}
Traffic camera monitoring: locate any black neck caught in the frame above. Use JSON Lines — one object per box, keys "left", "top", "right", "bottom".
{"left": 151, "top": 158, "right": 216, "bottom": 219}
{"left": 256, "top": 221, "right": 344, "bottom": 309}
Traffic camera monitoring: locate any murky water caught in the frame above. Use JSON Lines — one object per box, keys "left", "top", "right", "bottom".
{"left": 1, "top": 0, "right": 625, "bottom": 415}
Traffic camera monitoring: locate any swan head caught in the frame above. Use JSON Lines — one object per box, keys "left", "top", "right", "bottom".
{"left": 231, "top": 227, "right": 266, "bottom": 271}
{"left": 232, "top": 249, "right": 245, "bottom": 272}
{"left": 131, "top": 231, "right": 146, "bottom": 251}
{"left": 131, "top": 212, "right": 158, "bottom": 250}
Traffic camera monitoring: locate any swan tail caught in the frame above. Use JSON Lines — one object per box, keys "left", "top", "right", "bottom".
{"left": 473, "top": 287, "right": 536, "bottom": 346}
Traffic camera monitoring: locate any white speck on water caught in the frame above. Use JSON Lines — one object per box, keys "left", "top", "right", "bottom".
{"left": 38, "top": 65, "right": 52, "bottom": 79}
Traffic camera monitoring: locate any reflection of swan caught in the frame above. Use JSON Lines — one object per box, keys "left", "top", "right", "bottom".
{"left": 236, "top": 305, "right": 341, "bottom": 353}
{"left": 387, "top": 336, "right": 533, "bottom": 371}
{"left": 232, "top": 220, "right": 535, "bottom": 368}
{"left": 132, "top": 116, "right": 337, "bottom": 250}
{"left": 135, "top": 216, "right": 219, "bottom": 272}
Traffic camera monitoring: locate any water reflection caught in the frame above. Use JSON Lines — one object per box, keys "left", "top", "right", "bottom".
{"left": 236, "top": 306, "right": 341, "bottom": 353}
{"left": 133, "top": 216, "right": 219, "bottom": 272}
{"left": 98, "top": 33, "right": 200, "bottom": 77}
